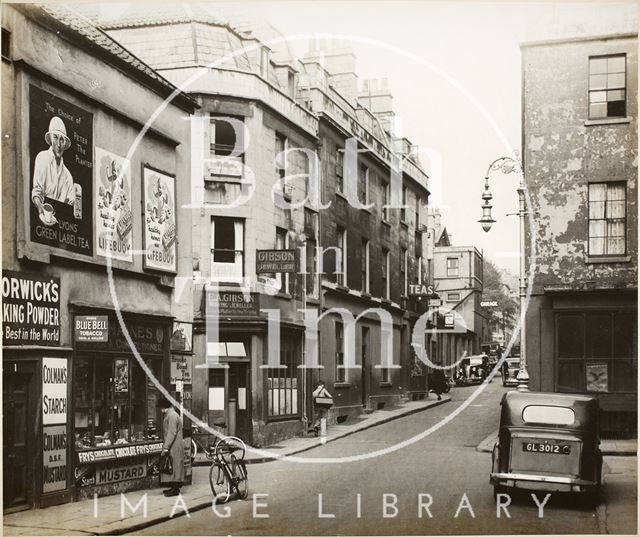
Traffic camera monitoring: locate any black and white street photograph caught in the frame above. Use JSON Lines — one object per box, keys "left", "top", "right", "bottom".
{"left": 1, "top": 1, "right": 637, "bottom": 535}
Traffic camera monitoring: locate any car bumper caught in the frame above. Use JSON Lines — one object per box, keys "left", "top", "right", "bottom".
{"left": 490, "top": 472, "right": 600, "bottom": 492}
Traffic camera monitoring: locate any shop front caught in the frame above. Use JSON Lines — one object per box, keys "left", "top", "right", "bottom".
{"left": 191, "top": 288, "right": 308, "bottom": 448}
{"left": 71, "top": 308, "right": 173, "bottom": 500}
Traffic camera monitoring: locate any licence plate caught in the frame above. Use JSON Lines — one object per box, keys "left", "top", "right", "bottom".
{"left": 522, "top": 442, "right": 570, "bottom": 455}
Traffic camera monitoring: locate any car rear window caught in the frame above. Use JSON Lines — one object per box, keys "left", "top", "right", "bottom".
{"left": 522, "top": 405, "right": 575, "bottom": 425}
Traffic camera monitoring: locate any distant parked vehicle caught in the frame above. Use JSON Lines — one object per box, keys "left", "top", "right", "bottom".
{"left": 490, "top": 391, "right": 602, "bottom": 503}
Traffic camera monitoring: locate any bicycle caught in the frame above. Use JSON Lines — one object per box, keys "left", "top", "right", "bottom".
{"left": 207, "top": 435, "right": 248, "bottom": 503}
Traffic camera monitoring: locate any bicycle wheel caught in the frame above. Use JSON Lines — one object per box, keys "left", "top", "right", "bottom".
{"left": 221, "top": 436, "right": 246, "bottom": 460}
{"left": 229, "top": 454, "right": 248, "bottom": 499}
{"left": 209, "top": 462, "right": 231, "bottom": 503}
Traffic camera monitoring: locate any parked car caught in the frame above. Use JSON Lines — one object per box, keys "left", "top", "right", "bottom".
{"left": 501, "top": 357, "right": 521, "bottom": 386}
{"left": 490, "top": 391, "right": 602, "bottom": 502}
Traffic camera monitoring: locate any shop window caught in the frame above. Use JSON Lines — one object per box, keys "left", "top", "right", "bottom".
{"left": 211, "top": 216, "right": 244, "bottom": 282}
{"left": 588, "top": 182, "right": 626, "bottom": 256}
{"left": 267, "top": 336, "right": 300, "bottom": 417}
{"left": 335, "top": 320, "right": 346, "bottom": 383}
{"left": 74, "top": 357, "right": 163, "bottom": 450}
{"left": 556, "top": 311, "right": 637, "bottom": 394}
{"left": 588, "top": 54, "right": 626, "bottom": 119}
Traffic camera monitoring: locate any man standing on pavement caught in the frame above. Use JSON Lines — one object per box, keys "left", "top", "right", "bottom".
{"left": 312, "top": 380, "right": 333, "bottom": 436}
{"left": 159, "top": 396, "right": 185, "bottom": 497}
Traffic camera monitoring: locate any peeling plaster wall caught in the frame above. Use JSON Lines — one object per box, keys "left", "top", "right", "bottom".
{"left": 523, "top": 35, "right": 638, "bottom": 294}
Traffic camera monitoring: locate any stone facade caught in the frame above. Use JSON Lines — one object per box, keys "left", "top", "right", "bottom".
{"left": 522, "top": 32, "right": 638, "bottom": 432}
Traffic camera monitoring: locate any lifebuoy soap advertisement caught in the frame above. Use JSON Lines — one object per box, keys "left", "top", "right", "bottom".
{"left": 29, "top": 85, "right": 93, "bottom": 256}
{"left": 95, "top": 147, "right": 133, "bottom": 262}
{"left": 142, "top": 164, "right": 176, "bottom": 272}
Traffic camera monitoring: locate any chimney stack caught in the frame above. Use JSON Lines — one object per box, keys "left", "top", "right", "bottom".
{"left": 304, "top": 39, "right": 358, "bottom": 106}
{"left": 359, "top": 77, "right": 395, "bottom": 135}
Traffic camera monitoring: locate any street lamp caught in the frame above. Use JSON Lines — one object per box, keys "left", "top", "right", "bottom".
{"left": 478, "top": 156, "right": 529, "bottom": 391}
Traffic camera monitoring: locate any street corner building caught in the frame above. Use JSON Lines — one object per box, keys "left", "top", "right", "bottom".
{"left": 1, "top": 4, "right": 197, "bottom": 510}
{"left": 521, "top": 31, "right": 638, "bottom": 433}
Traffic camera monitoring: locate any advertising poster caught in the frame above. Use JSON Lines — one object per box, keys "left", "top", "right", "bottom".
{"left": 114, "top": 359, "right": 129, "bottom": 393}
{"left": 95, "top": 147, "right": 133, "bottom": 262}
{"left": 2, "top": 271, "right": 60, "bottom": 346}
{"left": 43, "top": 424, "right": 67, "bottom": 494}
{"left": 142, "top": 165, "right": 176, "bottom": 272}
{"left": 29, "top": 85, "right": 93, "bottom": 256}
{"left": 586, "top": 363, "right": 609, "bottom": 392}
{"left": 42, "top": 357, "right": 68, "bottom": 425}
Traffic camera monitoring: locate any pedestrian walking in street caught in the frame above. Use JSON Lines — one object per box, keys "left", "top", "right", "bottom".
{"left": 312, "top": 380, "right": 333, "bottom": 436}
{"left": 430, "top": 364, "right": 447, "bottom": 401}
{"left": 158, "top": 396, "right": 185, "bottom": 497}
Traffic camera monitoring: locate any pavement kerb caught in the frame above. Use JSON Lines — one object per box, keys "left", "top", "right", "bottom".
{"left": 476, "top": 429, "right": 638, "bottom": 456}
{"left": 16, "top": 396, "right": 452, "bottom": 536}
{"left": 193, "top": 396, "right": 452, "bottom": 466}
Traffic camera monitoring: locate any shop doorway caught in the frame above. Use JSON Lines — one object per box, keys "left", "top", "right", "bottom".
{"left": 3, "top": 372, "right": 32, "bottom": 511}
{"left": 228, "top": 362, "right": 250, "bottom": 441}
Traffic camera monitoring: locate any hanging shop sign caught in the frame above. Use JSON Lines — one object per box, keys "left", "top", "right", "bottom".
{"left": 74, "top": 315, "right": 109, "bottom": 342}
{"left": 29, "top": 85, "right": 93, "bottom": 256}
{"left": 170, "top": 321, "right": 192, "bottom": 352}
{"left": 170, "top": 354, "right": 193, "bottom": 384}
{"left": 42, "top": 357, "right": 68, "bottom": 425}
{"left": 142, "top": 164, "right": 177, "bottom": 273}
{"left": 43, "top": 424, "right": 67, "bottom": 493}
{"left": 255, "top": 249, "right": 298, "bottom": 273}
{"left": 95, "top": 147, "right": 133, "bottom": 262}
{"left": 206, "top": 290, "right": 260, "bottom": 317}
{"left": 2, "top": 271, "right": 61, "bottom": 346}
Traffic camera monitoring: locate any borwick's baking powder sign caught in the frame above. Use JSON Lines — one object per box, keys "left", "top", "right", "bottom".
{"left": 2, "top": 271, "right": 61, "bottom": 345}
